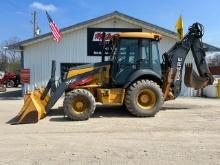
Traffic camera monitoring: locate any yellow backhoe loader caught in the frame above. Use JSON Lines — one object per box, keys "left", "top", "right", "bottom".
{"left": 10, "top": 23, "right": 214, "bottom": 124}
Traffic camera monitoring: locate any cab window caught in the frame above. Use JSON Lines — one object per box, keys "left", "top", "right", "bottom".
{"left": 152, "top": 41, "right": 161, "bottom": 74}
{"left": 117, "top": 39, "right": 138, "bottom": 65}
{"left": 140, "top": 39, "right": 150, "bottom": 63}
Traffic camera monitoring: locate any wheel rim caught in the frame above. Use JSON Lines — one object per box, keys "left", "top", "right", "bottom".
{"left": 136, "top": 89, "right": 156, "bottom": 110}
{"left": 7, "top": 81, "right": 14, "bottom": 87}
{"left": 72, "top": 98, "right": 88, "bottom": 114}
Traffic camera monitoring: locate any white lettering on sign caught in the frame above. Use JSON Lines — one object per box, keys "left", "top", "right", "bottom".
{"left": 176, "top": 57, "right": 183, "bottom": 80}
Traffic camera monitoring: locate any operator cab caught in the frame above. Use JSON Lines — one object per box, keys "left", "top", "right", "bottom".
{"left": 110, "top": 32, "right": 162, "bottom": 86}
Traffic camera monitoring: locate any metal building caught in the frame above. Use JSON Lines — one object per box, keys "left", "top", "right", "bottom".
{"left": 12, "top": 11, "right": 220, "bottom": 96}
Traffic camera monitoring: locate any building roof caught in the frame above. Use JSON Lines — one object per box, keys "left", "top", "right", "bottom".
{"left": 9, "top": 11, "right": 220, "bottom": 52}
{"left": 203, "top": 43, "right": 220, "bottom": 52}
{"left": 10, "top": 11, "right": 177, "bottom": 48}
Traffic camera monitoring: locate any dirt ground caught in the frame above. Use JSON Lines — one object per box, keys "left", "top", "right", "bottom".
{"left": 0, "top": 97, "right": 220, "bottom": 165}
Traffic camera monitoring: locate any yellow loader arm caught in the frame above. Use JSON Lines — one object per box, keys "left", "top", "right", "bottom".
{"left": 9, "top": 60, "right": 103, "bottom": 124}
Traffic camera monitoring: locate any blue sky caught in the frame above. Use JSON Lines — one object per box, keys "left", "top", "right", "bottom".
{"left": 1, "top": 0, "right": 220, "bottom": 47}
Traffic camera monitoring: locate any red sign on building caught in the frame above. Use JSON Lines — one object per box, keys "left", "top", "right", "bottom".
{"left": 87, "top": 28, "right": 142, "bottom": 56}
{"left": 20, "top": 69, "right": 30, "bottom": 84}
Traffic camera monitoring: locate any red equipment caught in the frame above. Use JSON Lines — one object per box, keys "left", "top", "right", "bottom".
{"left": 1, "top": 72, "right": 20, "bottom": 88}
{"left": 0, "top": 72, "right": 6, "bottom": 92}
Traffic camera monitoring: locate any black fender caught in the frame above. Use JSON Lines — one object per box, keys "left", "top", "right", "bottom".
{"left": 124, "top": 69, "right": 162, "bottom": 88}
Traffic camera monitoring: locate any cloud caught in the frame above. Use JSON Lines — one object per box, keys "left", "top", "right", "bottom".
{"left": 30, "top": 2, "right": 57, "bottom": 12}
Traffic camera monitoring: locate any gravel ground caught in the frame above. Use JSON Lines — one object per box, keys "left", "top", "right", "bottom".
{"left": 0, "top": 97, "right": 220, "bottom": 165}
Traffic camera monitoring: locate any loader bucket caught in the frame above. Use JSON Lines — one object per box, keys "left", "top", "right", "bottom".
{"left": 10, "top": 89, "right": 50, "bottom": 124}
{"left": 184, "top": 64, "right": 209, "bottom": 89}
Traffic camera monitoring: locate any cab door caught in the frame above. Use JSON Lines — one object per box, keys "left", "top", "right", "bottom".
{"left": 111, "top": 38, "right": 139, "bottom": 85}
{"left": 151, "top": 41, "right": 162, "bottom": 75}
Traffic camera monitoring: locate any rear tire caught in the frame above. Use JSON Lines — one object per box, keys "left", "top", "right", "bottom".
{"left": 125, "top": 80, "right": 163, "bottom": 117}
{"left": 63, "top": 89, "right": 96, "bottom": 121}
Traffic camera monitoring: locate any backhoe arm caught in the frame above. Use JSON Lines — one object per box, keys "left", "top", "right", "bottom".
{"left": 162, "top": 23, "right": 214, "bottom": 100}
{"left": 186, "top": 37, "right": 214, "bottom": 87}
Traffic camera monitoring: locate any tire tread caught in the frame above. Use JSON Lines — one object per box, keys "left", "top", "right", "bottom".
{"left": 125, "top": 79, "right": 164, "bottom": 117}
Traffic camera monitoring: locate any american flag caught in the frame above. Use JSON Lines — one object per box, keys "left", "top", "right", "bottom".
{"left": 46, "top": 11, "right": 62, "bottom": 42}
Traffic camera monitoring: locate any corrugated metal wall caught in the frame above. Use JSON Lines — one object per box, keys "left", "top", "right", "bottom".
{"left": 23, "top": 17, "right": 192, "bottom": 96}
{"left": 24, "top": 27, "right": 100, "bottom": 91}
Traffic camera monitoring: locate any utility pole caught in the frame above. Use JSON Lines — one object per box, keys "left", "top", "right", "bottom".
{"left": 32, "top": 11, "right": 40, "bottom": 37}
{"left": 33, "top": 11, "right": 37, "bottom": 37}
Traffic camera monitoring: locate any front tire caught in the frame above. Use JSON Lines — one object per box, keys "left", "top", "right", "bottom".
{"left": 63, "top": 89, "right": 96, "bottom": 121}
{"left": 125, "top": 80, "right": 163, "bottom": 117}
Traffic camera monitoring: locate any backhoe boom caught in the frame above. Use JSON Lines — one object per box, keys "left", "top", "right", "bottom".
{"left": 162, "top": 23, "right": 214, "bottom": 100}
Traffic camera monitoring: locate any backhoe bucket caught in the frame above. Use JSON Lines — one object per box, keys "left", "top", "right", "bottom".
{"left": 184, "top": 64, "right": 209, "bottom": 89}
{"left": 10, "top": 89, "right": 50, "bottom": 124}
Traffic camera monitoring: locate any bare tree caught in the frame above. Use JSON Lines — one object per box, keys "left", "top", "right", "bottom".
{"left": 0, "top": 37, "right": 20, "bottom": 72}
{"left": 206, "top": 52, "right": 220, "bottom": 67}
{"left": 0, "top": 51, "right": 8, "bottom": 71}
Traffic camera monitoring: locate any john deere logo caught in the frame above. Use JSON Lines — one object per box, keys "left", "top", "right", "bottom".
{"left": 176, "top": 57, "right": 183, "bottom": 80}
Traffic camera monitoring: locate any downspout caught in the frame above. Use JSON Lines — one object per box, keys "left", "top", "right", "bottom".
{"left": 20, "top": 46, "right": 24, "bottom": 96}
